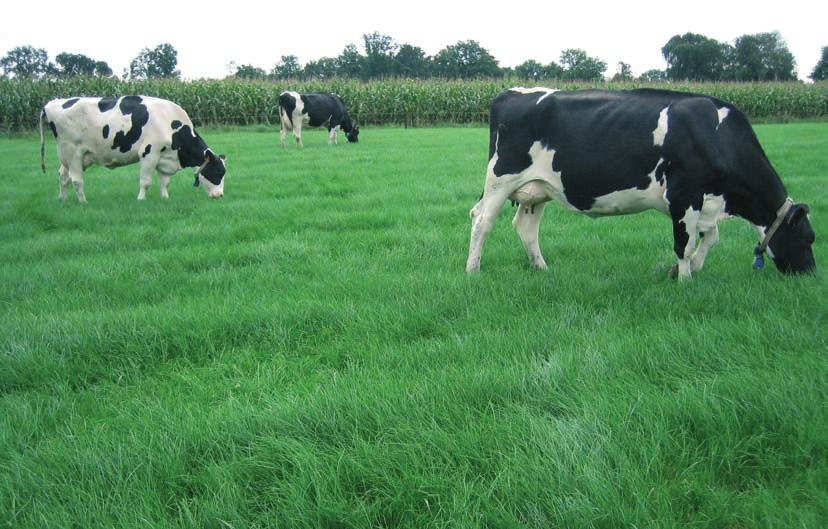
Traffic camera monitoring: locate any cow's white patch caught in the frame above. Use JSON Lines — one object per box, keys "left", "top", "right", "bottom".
{"left": 652, "top": 106, "right": 669, "bottom": 147}
{"left": 718, "top": 107, "right": 730, "bottom": 123}
{"left": 717, "top": 107, "right": 730, "bottom": 128}
{"left": 697, "top": 194, "right": 728, "bottom": 232}
{"left": 510, "top": 86, "right": 559, "bottom": 104}
{"left": 506, "top": 142, "right": 567, "bottom": 207}
{"left": 585, "top": 157, "right": 669, "bottom": 216}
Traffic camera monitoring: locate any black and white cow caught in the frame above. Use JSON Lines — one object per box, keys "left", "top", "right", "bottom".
{"left": 278, "top": 91, "right": 359, "bottom": 148}
{"left": 467, "top": 87, "right": 816, "bottom": 279}
{"left": 40, "top": 96, "right": 226, "bottom": 202}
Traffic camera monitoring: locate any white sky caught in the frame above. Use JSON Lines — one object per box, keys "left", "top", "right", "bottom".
{"left": 2, "top": 0, "right": 823, "bottom": 80}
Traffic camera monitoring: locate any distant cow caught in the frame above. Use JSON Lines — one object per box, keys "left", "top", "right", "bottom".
{"left": 278, "top": 91, "right": 359, "bottom": 148}
{"left": 467, "top": 87, "right": 815, "bottom": 278}
{"left": 40, "top": 96, "right": 226, "bottom": 202}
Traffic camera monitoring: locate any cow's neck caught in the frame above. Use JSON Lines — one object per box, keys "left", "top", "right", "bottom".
{"left": 726, "top": 171, "right": 789, "bottom": 229}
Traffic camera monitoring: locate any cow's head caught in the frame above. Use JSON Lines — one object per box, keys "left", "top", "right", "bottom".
{"left": 193, "top": 149, "right": 226, "bottom": 198}
{"left": 767, "top": 203, "right": 815, "bottom": 274}
{"left": 346, "top": 124, "right": 360, "bottom": 143}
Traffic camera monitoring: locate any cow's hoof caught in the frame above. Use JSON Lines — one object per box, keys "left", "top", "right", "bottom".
{"left": 667, "top": 264, "right": 679, "bottom": 279}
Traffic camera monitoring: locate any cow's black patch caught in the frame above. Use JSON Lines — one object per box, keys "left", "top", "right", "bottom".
{"left": 102, "top": 124, "right": 110, "bottom": 139}
{"left": 171, "top": 120, "right": 182, "bottom": 129}
{"left": 62, "top": 98, "right": 80, "bottom": 109}
{"left": 161, "top": 146, "right": 167, "bottom": 152}
{"left": 111, "top": 96, "right": 149, "bottom": 153}
{"left": 142, "top": 144, "right": 152, "bottom": 158}
{"left": 98, "top": 97, "right": 118, "bottom": 112}
{"left": 49, "top": 121, "right": 58, "bottom": 138}
{"left": 200, "top": 152, "right": 225, "bottom": 185}
{"left": 171, "top": 124, "right": 207, "bottom": 167}
{"left": 491, "top": 90, "right": 671, "bottom": 211}
{"left": 171, "top": 124, "right": 225, "bottom": 186}
{"left": 278, "top": 93, "right": 297, "bottom": 125}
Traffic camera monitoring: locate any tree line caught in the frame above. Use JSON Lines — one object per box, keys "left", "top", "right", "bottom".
{"left": 3, "top": 32, "right": 828, "bottom": 82}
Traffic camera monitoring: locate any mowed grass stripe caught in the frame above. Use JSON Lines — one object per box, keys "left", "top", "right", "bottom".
{"left": 1, "top": 125, "right": 826, "bottom": 528}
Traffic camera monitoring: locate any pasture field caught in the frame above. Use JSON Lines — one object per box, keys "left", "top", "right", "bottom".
{"left": 1, "top": 124, "right": 827, "bottom": 528}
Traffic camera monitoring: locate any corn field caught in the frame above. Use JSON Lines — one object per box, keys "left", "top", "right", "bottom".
{"left": 2, "top": 77, "right": 827, "bottom": 132}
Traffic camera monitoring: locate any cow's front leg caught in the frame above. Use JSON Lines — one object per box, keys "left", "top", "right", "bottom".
{"left": 137, "top": 161, "right": 154, "bottom": 200}
{"left": 466, "top": 188, "right": 510, "bottom": 273}
{"left": 159, "top": 172, "right": 172, "bottom": 199}
{"left": 669, "top": 201, "right": 702, "bottom": 280}
{"left": 513, "top": 202, "right": 549, "bottom": 270}
{"left": 328, "top": 126, "right": 339, "bottom": 145}
{"left": 690, "top": 225, "right": 720, "bottom": 272}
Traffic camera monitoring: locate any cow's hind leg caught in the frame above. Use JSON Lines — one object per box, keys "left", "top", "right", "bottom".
{"left": 58, "top": 164, "right": 71, "bottom": 201}
{"left": 280, "top": 114, "right": 289, "bottom": 148}
{"left": 66, "top": 155, "right": 87, "bottom": 203}
{"left": 513, "top": 202, "right": 549, "bottom": 269}
{"left": 293, "top": 119, "right": 304, "bottom": 148}
{"left": 466, "top": 188, "right": 511, "bottom": 273}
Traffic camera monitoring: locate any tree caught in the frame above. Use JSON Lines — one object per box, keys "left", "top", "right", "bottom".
{"left": 272, "top": 55, "right": 302, "bottom": 79}
{"left": 337, "top": 44, "right": 365, "bottom": 78}
{"left": 233, "top": 64, "right": 267, "bottom": 80}
{"left": 611, "top": 62, "right": 633, "bottom": 82}
{"left": 303, "top": 57, "right": 338, "bottom": 80}
{"left": 55, "top": 53, "right": 93, "bottom": 76}
{"left": 363, "top": 31, "right": 397, "bottom": 78}
{"left": 662, "top": 33, "right": 730, "bottom": 81}
{"left": 559, "top": 49, "right": 606, "bottom": 81}
{"left": 0, "top": 45, "right": 51, "bottom": 78}
{"left": 394, "top": 44, "right": 429, "bottom": 78}
{"left": 512, "top": 60, "right": 563, "bottom": 80}
{"left": 810, "top": 46, "right": 828, "bottom": 81}
{"left": 129, "top": 43, "right": 179, "bottom": 79}
{"left": 53, "top": 52, "right": 111, "bottom": 77}
{"left": 514, "top": 60, "right": 544, "bottom": 80}
{"left": 95, "top": 61, "right": 113, "bottom": 77}
{"left": 432, "top": 40, "right": 501, "bottom": 79}
{"left": 731, "top": 32, "right": 796, "bottom": 81}
{"left": 638, "top": 69, "right": 667, "bottom": 82}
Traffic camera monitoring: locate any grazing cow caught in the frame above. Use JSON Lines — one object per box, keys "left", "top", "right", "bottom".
{"left": 40, "top": 96, "right": 226, "bottom": 202}
{"left": 467, "top": 87, "right": 815, "bottom": 278}
{"left": 278, "top": 91, "right": 359, "bottom": 148}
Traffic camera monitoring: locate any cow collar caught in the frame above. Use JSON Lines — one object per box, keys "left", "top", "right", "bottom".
{"left": 753, "top": 197, "right": 794, "bottom": 269}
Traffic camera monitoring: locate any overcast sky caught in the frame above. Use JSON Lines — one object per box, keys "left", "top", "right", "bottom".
{"left": 2, "top": 0, "right": 823, "bottom": 80}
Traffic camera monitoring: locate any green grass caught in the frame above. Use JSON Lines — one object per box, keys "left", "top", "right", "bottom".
{"left": 1, "top": 125, "right": 827, "bottom": 528}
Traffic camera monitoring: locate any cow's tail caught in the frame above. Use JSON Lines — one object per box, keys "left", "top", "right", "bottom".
{"left": 39, "top": 108, "right": 46, "bottom": 174}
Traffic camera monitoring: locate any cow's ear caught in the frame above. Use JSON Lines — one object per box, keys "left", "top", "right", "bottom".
{"left": 788, "top": 203, "right": 810, "bottom": 226}
{"left": 219, "top": 154, "right": 226, "bottom": 161}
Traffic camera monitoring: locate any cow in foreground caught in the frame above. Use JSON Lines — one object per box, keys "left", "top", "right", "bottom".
{"left": 467, "top": 87, "right": 815, "bottom": 278}
{"left": 40, "top": 96, "right": 226, "bottom": 202}
{"left": 278, "top": 91, "right": 359, "bottom": 148}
